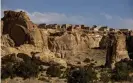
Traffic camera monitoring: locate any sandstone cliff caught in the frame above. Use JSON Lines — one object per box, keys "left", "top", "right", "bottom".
{"left": 1, "top": 11, "right": 133, "bottom": 81}
{"left": 1, "top": 10, "right": 133, "bottom": 83}
{"left": 1, "top": 11, "right": 132, "bottom": 67}
{"left": 105, "top": 32, "right": 129, "bottom": 68}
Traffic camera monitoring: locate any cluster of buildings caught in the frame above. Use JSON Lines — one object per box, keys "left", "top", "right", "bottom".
{"left": 38, "top": 23, "right": 132, "bottom": 32}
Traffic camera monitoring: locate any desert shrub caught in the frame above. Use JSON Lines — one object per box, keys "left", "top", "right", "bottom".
{"left": 61, "top": 68, "right": 71, "bottom": 78}
{"left": 83, "top": 58, "right": 90, "bottom": 63}
{"left": 100, "top": 68, "right": 112, "bottom": 83}
{"left": 67, "top": 68, "right": 88, "bottom": 83}
{"left": 85, "top": 65, "right": 98, "bottom": 83}
{"left": 1, "top": 53, "right": 40, "bottom": 79}
{"left": 1, "top": 61, "right": 40, "bottom": 79}
{"left": 67, "top": 66, "right": 98, "bottom": 83}
{"left": 46, "top": 65, "right": 62, "bottom": 77}
{"left": 112, "top": 60, "right": 133, "bottom": 81}
{"left": 1, "top": 62, "right": 15, "bottom": 79}
{"left": 15, "top": 61, "right": 40, "bottom": 78}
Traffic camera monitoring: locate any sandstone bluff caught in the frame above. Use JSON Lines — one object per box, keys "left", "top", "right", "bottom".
{"left": 1, "top": 11, "right": 133, "bottom": 83}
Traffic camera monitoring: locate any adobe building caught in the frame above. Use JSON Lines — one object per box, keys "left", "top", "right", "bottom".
{"left": 38, "top": 23, "right": 46, "bottom": 29}
{"left": 81, "top": 24, "right": 85, "bottom": 29}
{"left": 90, "top": 25, "right": 99, "bottom": 32}
{"left": 98, "top": 26, "right": 109, "bottom": 32}
{"left": 109, "top": 28, "right": 115, "bottom": 32}
{"left": 119, "top": 29, "right": 131, "bottom": 32}
{"left": 55, "top": 24, "right": 61, "bottom": 29}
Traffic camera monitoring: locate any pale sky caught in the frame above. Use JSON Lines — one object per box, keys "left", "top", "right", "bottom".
{"left": 1, "top": 0, "right": 133, "bottom": 29}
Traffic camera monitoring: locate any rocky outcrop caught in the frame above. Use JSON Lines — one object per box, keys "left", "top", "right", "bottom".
{"left": 115, "top": 33, "right": 129, "bottom": 61}
{"left": 32, "top": 51, "right": 67, "bottom": 68}
{"left": 48, "top": 30, "right": 105, "bottom": 58}
{"left": 99, "top": 35, "right": 108, "bottom": 49}
{"left": 1, "top": 11, "right": 132, "bottom": 78}
{"left": 2, "top": 11, "right": 133, "bottom": 83}
{"left": 2, "top": 11, "right": 42, "bottom": 47}
{"left": 1, "top": 20, "right": 3, "bottom": 34}
{"left": 105, "top": 32, "right": 129, "bottom": 68}
{"left": 1, "top": 11, "right": 67, "bottom": 70}
{"left": 1, "top": 34, "right": 15, "bottom": 47}
{"left": 126, "top": 31, "right": 133, "bottom": 59}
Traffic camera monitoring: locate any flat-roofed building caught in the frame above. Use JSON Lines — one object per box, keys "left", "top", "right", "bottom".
{"left": 98, "top": 26, "right": 109, "bottom": 31}
{"left": 61, "top": 24, "right": 66, "bottom": 29}
{"left": 81, "top": 24, "right": 85, "bottom": 29}
{"left": 119, "top": 29, "right": 131, "bottom": 32}
{"left": 55, "top": 24, "right": 61, "bottom": 29}
{"left": 90, "top": 27, "right": 99, "bottom": 32}
{"left": 73, "top": 25, "right": 80, "bottom": 29}
{"left": 90, "top": 25, "right": 98, "bottom": 32}
{"left": 38, "top": 23, "right": 46, "bottom": 29}
{"left": 109, "top": 28, "right": 115, "bottom": 32}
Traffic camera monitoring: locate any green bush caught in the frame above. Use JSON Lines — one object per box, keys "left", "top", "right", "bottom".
{"left": 100, "top": 68, "right": 112, "bottom": 83}
{"left": 1, "top": 62, "right": 16, "bottom": 79}
{"left": 1, "top": 53, "right": 40, "bottom": 79}
{"left": 112, "top": 60, "right": 133, "bottom": 81}
{"left": 15, "top": 61, "right": 40, "bottom": 78}
{"left": 1, "top": 61, "right": 40, "bottom": 79}
{"left": 46, "top": 65, "right": 62, "bottom": 77}
{"left": 67, "top": 66, "right": 98, "bottom": 83}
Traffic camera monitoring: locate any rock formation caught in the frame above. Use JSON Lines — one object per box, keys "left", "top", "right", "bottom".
{"left": 47, "top": 30, "right": 105, "bottom": 58}
{"left": 1, "top": 10, "right": 133, "bottom": 82}
{"left": 126, "top": 31, "right": 133, "bottom": 59}
{"left": 105, "top": 32, "right": 129, "bottom": 68}
{"left": 2, "top": 10, "right": 41, "bottom": 46}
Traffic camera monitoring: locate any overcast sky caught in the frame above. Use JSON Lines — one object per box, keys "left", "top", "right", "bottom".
{"left": 1, "top": 0, "right": 133, "bottom": 29}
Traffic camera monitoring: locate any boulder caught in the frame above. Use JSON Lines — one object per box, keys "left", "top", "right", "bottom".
{"left": 1, "top": 47, "right": 19, "bottom": 56}
{"left": 32, "top": 52, "right": 67, "bottom": 68}
{"left": 1, "top": 34, "right": 15, "bottom": 47}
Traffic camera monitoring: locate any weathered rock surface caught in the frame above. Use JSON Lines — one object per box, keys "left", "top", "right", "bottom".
{"left": 48, "top": 30, "right": 105, "bottom": 58}
{"left": 32, "top": 52, "right": 67, "bottom": 68}
{"left": 1, "top": 10, "right": 133, "bottom": 82}
{"left": 2, "top": 11, "right": 42, "bottom": 47}
{"left": 105, "top": 32, "right": 129, "bottom": 68}
{"left": 1, "top": 34, "right": 15, "bottom": 47}
{"left": 1, "top": 20, "right": 3, "bottom": 34}
{"left": 126, "top": 31, "right": 133, "bottom": 59}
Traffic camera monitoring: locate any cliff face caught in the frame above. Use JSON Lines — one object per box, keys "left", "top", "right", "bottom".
{"left": 2, "top": 11, "right": 42, "bottom": 47}
{"left": 116, "top": 33, "right": 129, "bottom": 61}
{"left": 126, "top": 32, "right": 133, "bottom": 59}
{"left": 47, "top": 30, "right": 105, "bottom": 58}
{"left": 105, "top": 33, "right": 129, "bottom": 68}
{"left": 1, "top": 11, "right": 132, "bottom": 68}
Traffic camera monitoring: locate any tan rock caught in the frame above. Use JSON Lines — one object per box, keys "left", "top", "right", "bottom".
{"left": 33, "top": 52, "right": 67, "bottom": 68}
{"left": 105, "top": 33, "right": 129, "bottom": 68}
{"left": 47, "top": 30, "right": 104, "bottom": 57}
{"left": 1, "top": 34, "right": 15, "bottom": 47}
{"left": 1, "top": 47, "right": 19, "bottom": 56}
{"left": 1, "top": 20, "right": 3, "bottom": 34}
{"left": 2, "top": 10, "right": 40, "bottom": 46}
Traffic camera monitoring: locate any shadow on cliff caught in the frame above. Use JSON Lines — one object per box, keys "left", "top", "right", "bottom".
{"left": 126, "top": 35, "right": 133, "bottom": 59}
{"left": 92, "top": 35, "right": 108, "bottom": 50}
